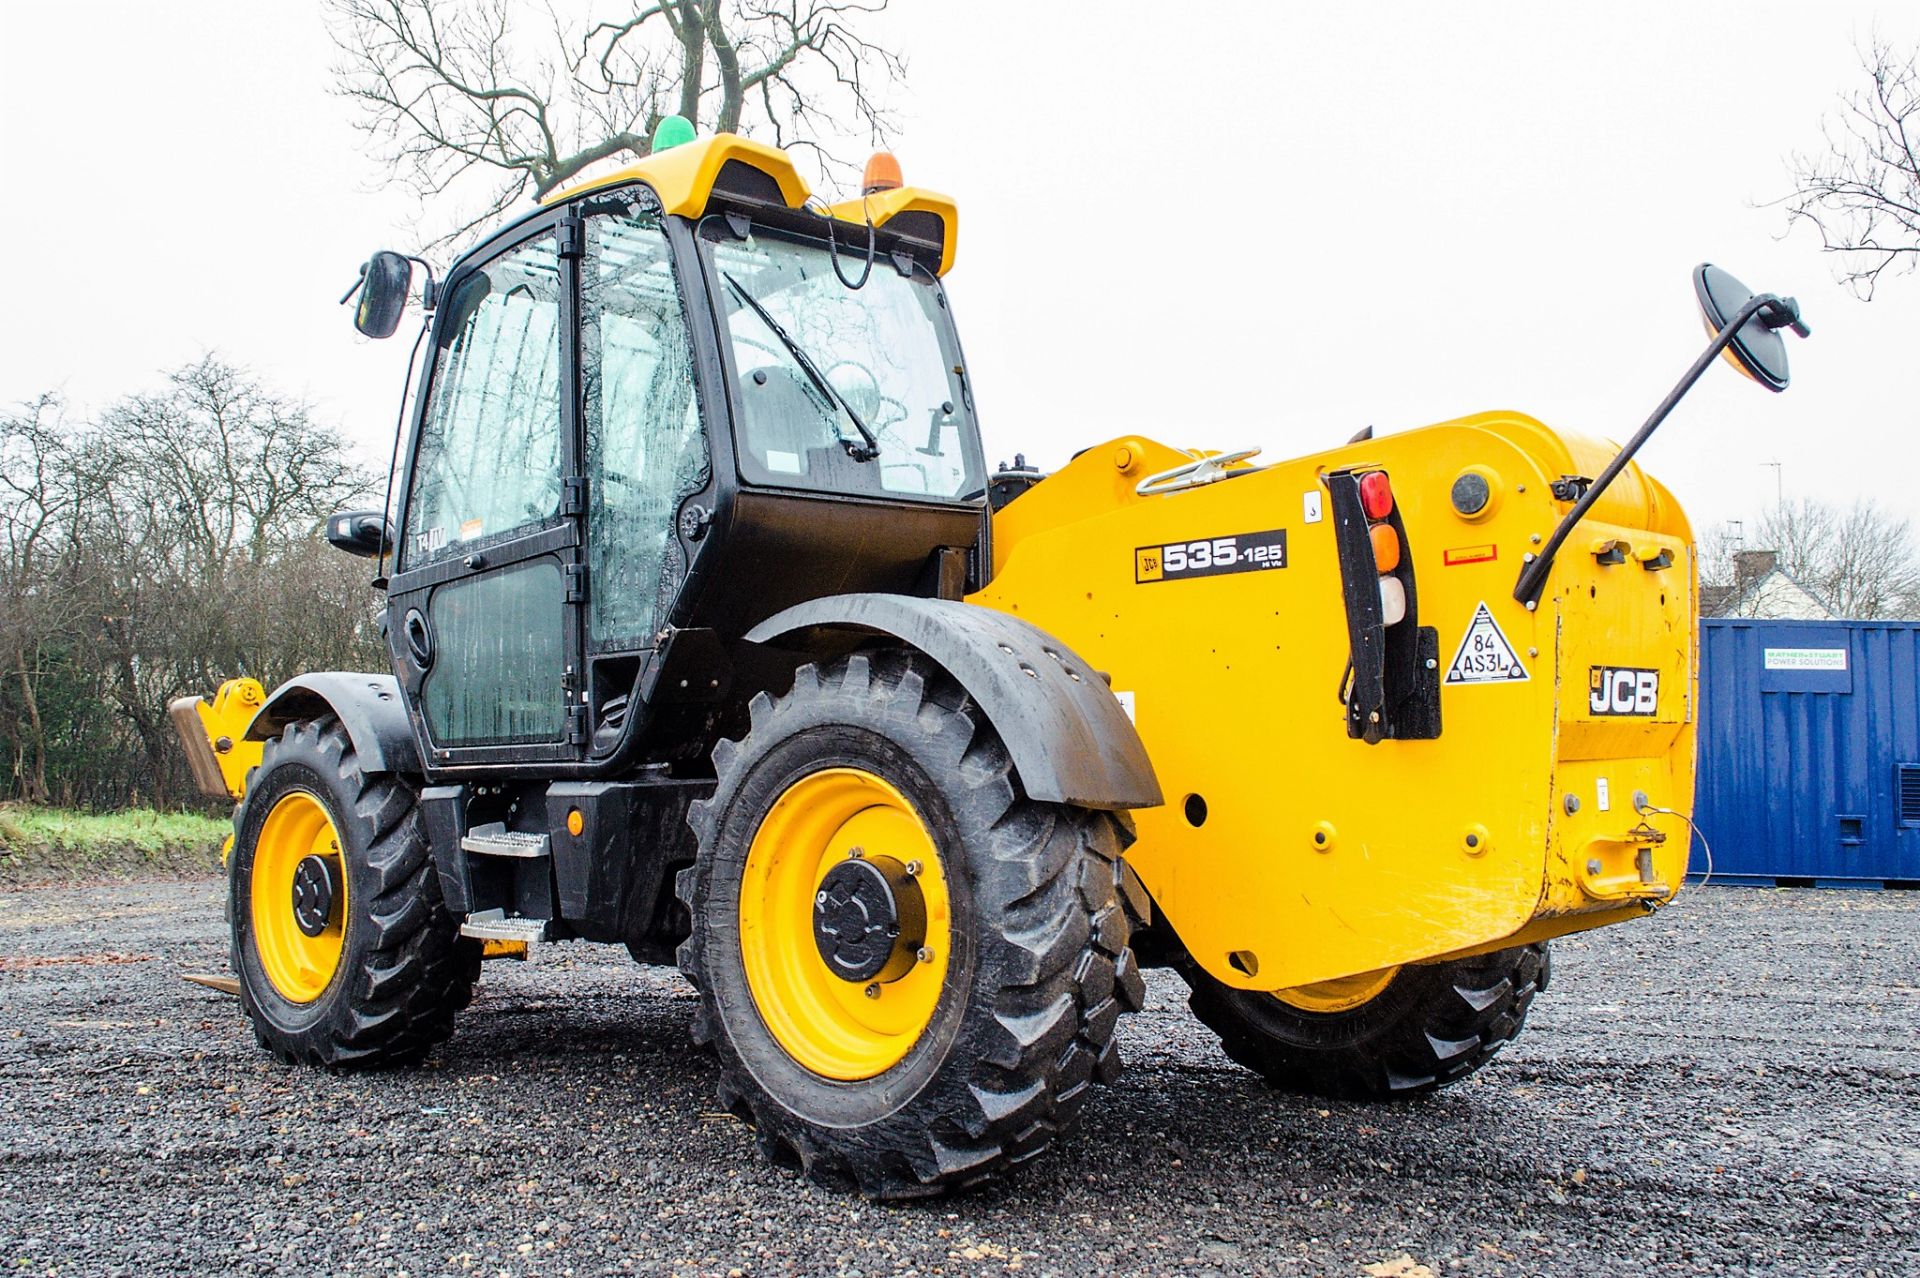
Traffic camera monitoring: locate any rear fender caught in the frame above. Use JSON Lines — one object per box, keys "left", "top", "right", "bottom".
{"left": 744, "top": 594, "right": 1161, "bottom": 811}
{"left": 245, "top": 673, "right": 421, "bottom": 778}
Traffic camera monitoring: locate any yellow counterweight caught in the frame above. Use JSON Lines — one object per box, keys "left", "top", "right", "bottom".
{"left": 970, "top": 414, "right": 1695, "bottom": 993}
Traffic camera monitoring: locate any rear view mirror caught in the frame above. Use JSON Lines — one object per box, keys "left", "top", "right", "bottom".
{"left": 353, "top": 251, "right": 413, "bottom": 339}
{"left": 1693, "top": 263, "right": 1803, "bottom": 392}
{"left": 1513, "top": 265, "right": 1809, "bottom": 606}
{"left": 325, "top": 509, "right": 394, "bottom": 558}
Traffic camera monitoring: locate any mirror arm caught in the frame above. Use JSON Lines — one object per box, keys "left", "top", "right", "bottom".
{"left": 338, "top": 261, "right": 370, "bottom": 306}
{"left": 1512, "top": 292, "right": 1789, "bottom": 608}
{"left": 403, "top": 255, "right": 439, "bottom": 311}
{"left": 371, "top": 316, "right": 434, "bottom": 590}
{"left": 1759, "top": 294, "right": 1810, "bottom": 338}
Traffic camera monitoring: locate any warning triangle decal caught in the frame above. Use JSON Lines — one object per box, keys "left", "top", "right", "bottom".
{"left": 1445, "top": 601, "right": 1529, "bottom": 684}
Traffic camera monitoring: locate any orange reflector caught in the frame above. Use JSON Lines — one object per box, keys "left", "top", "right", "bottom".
{"left": 862, "top": 151, "right": 903, "bottom": 194}
{"left": 1359, "top": 471, "right": 1393, "bottom": 520}
{"left": 566, "top": 809, "right": 584, "bottom": 837}
{"left": 1369, "top": 523, "right": 1401, "bottom": 573}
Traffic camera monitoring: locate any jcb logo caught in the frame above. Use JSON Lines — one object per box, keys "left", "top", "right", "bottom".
{"left": 1589, "top": 666, "right": 1659, "bottom": 716}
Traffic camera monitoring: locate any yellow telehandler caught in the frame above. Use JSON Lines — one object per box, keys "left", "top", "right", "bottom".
{"left": 172, "top": 120, "right": 1807, "bottom": 1197}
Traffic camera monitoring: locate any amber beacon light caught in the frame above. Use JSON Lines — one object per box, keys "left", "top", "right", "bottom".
{"left": 862, "top": 151, "right": 903, "bottom": 194}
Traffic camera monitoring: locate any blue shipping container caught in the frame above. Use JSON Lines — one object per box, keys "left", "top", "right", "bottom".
{"left": 1696, "top": 619, "right": 1920, "bottom": 885}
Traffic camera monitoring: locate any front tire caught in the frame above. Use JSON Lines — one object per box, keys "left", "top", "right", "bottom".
{"left": 1181, "top": 943, "right": 1550, "bottom": 1098}
{"left": 230, "top": 717, "right": 480, "bottom": 1067}
{"left": 678, "top": 653, "right": 1146, "bottom": 1198}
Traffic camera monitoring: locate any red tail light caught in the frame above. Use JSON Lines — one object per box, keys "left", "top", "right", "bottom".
{"left": 1359, "top": 471, "right": 1394, "bottom": 520}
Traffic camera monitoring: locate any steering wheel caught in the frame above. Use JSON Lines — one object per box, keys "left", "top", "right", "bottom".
{"left": 824, "top": 360, "right": 910, "bottom": 437}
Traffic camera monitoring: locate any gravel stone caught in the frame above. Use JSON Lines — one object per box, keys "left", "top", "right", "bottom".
{"left": 0, "top": 879, "right": 1913, "bottom": 1276}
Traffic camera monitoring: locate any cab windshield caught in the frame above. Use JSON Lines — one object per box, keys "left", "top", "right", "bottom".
{"left": 704, "top": 229, "right": 984, "bottom": 501}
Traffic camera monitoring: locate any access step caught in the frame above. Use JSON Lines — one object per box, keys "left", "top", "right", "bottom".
{"left": 459, "top": 909, "right": 549, "bottom": 943}
{"left": 461, "top": 823, "right": 551, "bottom": 859}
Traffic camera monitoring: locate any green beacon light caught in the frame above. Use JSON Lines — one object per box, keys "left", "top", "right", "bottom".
{"left": 651, "top": 115, "right": 696, "bottom": 153}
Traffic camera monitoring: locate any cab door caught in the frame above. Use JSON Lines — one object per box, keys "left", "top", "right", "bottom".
{"left": 575, "top": 201, "right": 713, "bottom": 751}
{"left": 388, "top": 219, "right": 586, "bottom": 766}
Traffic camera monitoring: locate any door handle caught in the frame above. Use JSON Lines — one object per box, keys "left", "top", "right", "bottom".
{"left": 403, "top": 609, "right": 434, "bottom": 669}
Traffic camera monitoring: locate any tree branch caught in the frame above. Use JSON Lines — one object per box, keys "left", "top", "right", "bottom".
{"left": 327, "top": 0, "right": 905, "bottom": 250}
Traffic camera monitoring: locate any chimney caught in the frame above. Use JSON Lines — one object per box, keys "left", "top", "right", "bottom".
{"left": 1733, "top": 549, "right": 1778, "bottom": 592}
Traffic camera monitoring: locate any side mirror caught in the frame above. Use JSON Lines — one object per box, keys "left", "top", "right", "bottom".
{"left": 1693, "top": 263, "right": 1807, "bottom": 393}
{"left": 1512, "top": 265, "right": 1809, "bottom": 606}
{"left": 353, "top": 251, "right": 413, "bottom": 339}
{"left": 325, "top": 510, "right": 394, "bottom": 558}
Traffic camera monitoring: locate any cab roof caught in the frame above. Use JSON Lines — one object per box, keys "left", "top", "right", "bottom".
{"left": 542, "top": 132, "right": 958, "bottom": 276}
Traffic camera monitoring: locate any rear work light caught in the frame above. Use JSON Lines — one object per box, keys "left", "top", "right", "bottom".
{"left": 1378, "top": 575, "right": 1408, "bottom": 626}
{"left": 1359, "top": 470, "right": 1394, "bottom": 520}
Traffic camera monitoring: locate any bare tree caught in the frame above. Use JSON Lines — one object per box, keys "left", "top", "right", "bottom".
{"left": 0, "top": 361, "right": 383, "bottom": 809}
{"left": 328, "top": 0, "right": 906, "bottom": 246}
{"left": 1696, "top": 520, "right": 1746, "bottom": 591}
{"left": 1783, "top": 37, "right": 1920, "bottom": 298}
{"left": 0, "top": 396, "right": 101, "bottom": 802}
{"left": 1703, "top": 497, "right": 1920, "bottom": 619}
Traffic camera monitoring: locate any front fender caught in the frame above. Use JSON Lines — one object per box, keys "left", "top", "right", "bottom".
{"left": 745, "top": 594, "right": 1161, "bottom": 811}
{"left": 244, "top": 672, "right": 421, "bottom": 776}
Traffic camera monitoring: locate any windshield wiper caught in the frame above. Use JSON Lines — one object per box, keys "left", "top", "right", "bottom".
{"left": 723, "top": 272, "right": 879, "bottom": 462}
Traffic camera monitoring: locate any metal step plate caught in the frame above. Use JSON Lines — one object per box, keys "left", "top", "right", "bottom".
{"left": 460, "top": 822, "right": 551, "bottom": 859}
{"left": 459, "top": 908, "right": 549, "bottom": 943}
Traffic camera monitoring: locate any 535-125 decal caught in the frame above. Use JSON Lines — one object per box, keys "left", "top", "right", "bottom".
{"left": 1135, "top": 530, "right": 1288, "bottom": 583}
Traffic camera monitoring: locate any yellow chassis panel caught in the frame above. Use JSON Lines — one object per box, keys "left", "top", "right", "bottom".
{"left": 544, "top": 133, "right": 958, "bottom": 276}
{"left": 970, "top": 415, "right": 1696, "bottom": 992}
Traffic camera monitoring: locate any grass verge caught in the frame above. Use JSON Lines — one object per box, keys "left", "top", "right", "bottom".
{"left": 0, "top": 804, "right": 229, "bottom": 887}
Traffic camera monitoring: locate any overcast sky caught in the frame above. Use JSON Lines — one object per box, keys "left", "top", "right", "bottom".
{"left": 3, "top": 1, "right": 1915, "bottom": 541}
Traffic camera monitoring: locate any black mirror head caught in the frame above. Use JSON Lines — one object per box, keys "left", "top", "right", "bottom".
{"left": 325, "top": 509, "right": 393, "bottom": 558}
{"left": 354, "top": 251, "right": 413, "bottom": 339}
{"left": 1693, "top": 263, "right": 1791, "bottom": 393}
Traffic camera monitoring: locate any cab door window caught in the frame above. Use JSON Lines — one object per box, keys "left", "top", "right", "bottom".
{"left": 581, "top": 209, "right": 709, "bottom": 651}
{"left": 403, "top": 237, "right": 565, "bottom": 569}
{"left": 399, "top": 230, "right": 569, "bottom": 749}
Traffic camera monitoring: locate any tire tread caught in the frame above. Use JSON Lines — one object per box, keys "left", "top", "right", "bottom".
{"left": 1183, "top": 942, "right": 1550, "bottom": 1100}
{"left": 679, "top": 653, "right": 1139, "bottom": 1197}
{"left": 233, "top": 717, "right": 479, "bottom": 1069}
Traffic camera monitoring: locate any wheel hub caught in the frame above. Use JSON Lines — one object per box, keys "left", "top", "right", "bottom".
{"left": 813, "top": 855, "right": 925, "bottom": 984}
{"left": 290, "top": 853, "right": 340, "bottom": 938}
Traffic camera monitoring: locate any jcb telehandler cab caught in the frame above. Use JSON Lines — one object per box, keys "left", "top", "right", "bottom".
{"left": 173, "top": 122, "right": 1807, "bottom": 1197}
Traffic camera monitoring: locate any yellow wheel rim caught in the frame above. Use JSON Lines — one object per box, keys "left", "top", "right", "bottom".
{"left": 250, "top": 791, "right": 349, "bottom": 1004}
{"left": 1273, "top": 965, "right": 1400, "bottom": 1013}
{"left": 739, "top": 768, "right": 952, "bottom": 1081}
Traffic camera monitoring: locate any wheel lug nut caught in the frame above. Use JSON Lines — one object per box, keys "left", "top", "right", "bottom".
{"left": 904, "top": 859, "right": 922, "bottom": 876}
{"left": 847, "top": 846, "right": 864, "bottom": 859}
{"left": 916, "top": 947, "right": 934, "bottom": 964}
{"left": 864, "top": 983, "right": 881, "bottom": 999}
{"left": 815, "top": 891, "right": 827, "bottom": 906}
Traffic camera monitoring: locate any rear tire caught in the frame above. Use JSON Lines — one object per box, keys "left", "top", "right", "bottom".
{"left": 678, "top": 652, "right": 1146, "bottom": 1198}
{"left": 1181, "top": 943, "right": 1550, "bottom": 1098}
{"left": 230, "top": 716, "right": 480, "bottom": 1067}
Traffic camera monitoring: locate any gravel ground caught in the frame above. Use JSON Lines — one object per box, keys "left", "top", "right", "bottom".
{"left": 0, "top": 880, "right": 1913, "bottom": 1278}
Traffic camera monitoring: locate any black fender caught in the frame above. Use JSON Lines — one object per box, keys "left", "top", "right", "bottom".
{"left": 244, "top": 673, "right": 421, "bottom": 776}
{"left": 744, "top": 594, "right": 1162, "bottom": 811}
